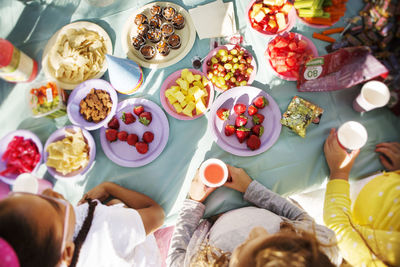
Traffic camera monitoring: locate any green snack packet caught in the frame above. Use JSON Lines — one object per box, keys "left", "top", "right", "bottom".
{"left": 280, "top": 96, "right": 324, "bottom": 137}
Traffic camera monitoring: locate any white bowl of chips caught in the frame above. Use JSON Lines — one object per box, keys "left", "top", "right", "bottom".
{"left": 42, "top": 21, "right": 113, "bottom": 90}
{"left": 44, "top": 126, "right": 96, "bottom": 179}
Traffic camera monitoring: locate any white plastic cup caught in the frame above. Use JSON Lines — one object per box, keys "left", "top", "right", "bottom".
{"left": 337, "top": 121, "right": 368, "bottom": 151}
{"left": 353, "top": 81, "right": 390, "bottom": 112}
{"left": 13, "top": 173, "right": 52, "bottom": 194}
{"left": 199, "top": 158, "right": 228, "bottom": 188}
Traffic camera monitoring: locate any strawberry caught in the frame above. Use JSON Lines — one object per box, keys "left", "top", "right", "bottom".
{"left": 252, "top": 113, "right": 265, "bottom": 125}
{"left": 121, "top": 112, "right": 136, "bottom": 124}
{"left": 233, "top": 103, "right": 246, "bottom": 115}
{"left": 107, "top": 116, "right": 120, "bottom": 130}
{"left": 224, "top": 124, "right": 236, "bottom": 136}
{"left": 235, "top": 115, "right": 248, "bottom": 127}
{"left": 253, "top": 96, "right": 268, "bottom": 109}
{"left": 127, "top": 134, "right": 138, "bottom": 146}
{"left": 247, "top": 105, "right": 258, "bottom": 116}
{"left": 133, "top": 105, "right": 144, "bottom": 116}
{"left": 139, "top": 112, "right": 152, "bottom": 126}
{"left": 235, "top": 127, "right": 250, "bottom": 143}
{"left": 135, "top": 142, "right": 149, "bottom": 154}
{"left": 105, "top": 129, "right": 118, "bottom": 142}
{"left": 117, "top": 131, "right": 128, "bottom": 141}
{"left": 251, "top": 125, "right": 264, "bottom": 137}
{"left": 247, "top": 135, "right": 261, "bottom": 150}
{"left": 216, "top": 108, "right": 230, "bottom": 120}
{"left": 143, "top": 131, "right": 154, "bottom": 143}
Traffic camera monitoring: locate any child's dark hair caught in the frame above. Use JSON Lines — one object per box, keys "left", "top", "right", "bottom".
{"left": 0, "top": 197, "right": 97, "bottom": 267}
{"left": 0, "top": 198, "right": 61, "bottom": 267}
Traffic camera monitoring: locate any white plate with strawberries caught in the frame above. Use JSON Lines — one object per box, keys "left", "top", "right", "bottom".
{"left": 209, "top": 86, "right": 282, "bottom": 156}
{"left": 100, "top": 98, "right": 169, "bottom": 167}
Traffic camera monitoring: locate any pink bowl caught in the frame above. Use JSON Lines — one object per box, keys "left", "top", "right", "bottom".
{"left": 265, "top": 32, "right": 318, "bottom": 81}
{"left": 160, "top": 69, "right": 214, "bottom": 121}
{"left": 0, "top": 130, "right": 43, "bottom": 185}
{"left": 44, "top": 126, "right": 96, "bottom": 179}
{"left": 246, "top": 0, "right": 297, "bottom": 36}
{"left": 202, "top": 44, "right": 257, "bottom": 93}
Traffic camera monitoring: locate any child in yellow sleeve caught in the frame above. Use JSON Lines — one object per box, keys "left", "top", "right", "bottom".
{"left": 323, "top": 129, "right": 400, "bottom": 267}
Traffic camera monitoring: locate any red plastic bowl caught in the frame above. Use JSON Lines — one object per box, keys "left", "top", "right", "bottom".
{"left": 246, "top": 0, "right": 297, "bottom": 36}
{"left": 265, "top": 32, "right": 318, "bottom": 81}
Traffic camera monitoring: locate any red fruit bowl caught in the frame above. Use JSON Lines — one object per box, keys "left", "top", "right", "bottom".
{"left": 265, "top": 32, "right": 318, "bottom": 81}
{"left": 202, "top": 44, "right": 257, "bottom": 93}
{"left": 0, "top": 130, "right": 43, "bottom": 185}
{"left": 246, "top": 0, "right": 297, "bottom": 36}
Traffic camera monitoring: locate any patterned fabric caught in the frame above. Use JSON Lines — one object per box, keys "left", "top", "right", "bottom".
{"left": 323, "top": 172, "right": 400, "bottom": 267}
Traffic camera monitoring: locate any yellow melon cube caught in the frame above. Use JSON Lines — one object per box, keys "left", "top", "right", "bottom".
{"left": 202, "top": 77, "right": 209, "bottom": 86}
{"left": 186, "top": 72, "right": 195, "bottom": 84}
{"left": 276, "top": 13, "right": 286, "bottom": 31}
{"left": 180, "top": 100, "right": 187, "bottom": 108}
{"left": 173, "top": 103, "right": 182, "bottom": 113}
{"left": 181, "top": 69, "right": 190, "bottom": 80}
{"left": 165, "top": 88, "right": 174, "bottom": 97}
{"left": 185, "top": 94, "right": 194, "bottom": 103}
{"left": 174, "top": 91, "right": 185, "bottom": 103}
{"left": 177, "top": 79, "right": 189, "bottom": 91}
{"left": 188, "top": 86, "right": 196, "bottom": 96}
{"left": 182, "top": 102, "right": 195, "bottom": 117}
{"left": 167, "top": 95, "right": 177, "bottom": 105}
{"left": 193, "top": 87, "right": 205, "bottom": 101}
{"left": 202, "top": 88, "right": 208, "bottom": 96}
{"left": 193, "top": 81, "right": 203, "bottom": 89}
{"left": 196, "top": 100, "right": 207, "bottom": 115}
{"left": 194, "top": 74, "right": 201, "bottom": 81}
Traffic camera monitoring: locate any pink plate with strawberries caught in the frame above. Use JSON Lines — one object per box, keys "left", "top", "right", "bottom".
{"left": 246, "top": 0, "right": 296, "bottom": 36}
{"left": 202, "top": 45, "right": 257, "bottom": 93}
{"left": 265, "top": 32, "right": 318, "bottom": 81}
{"left": 100, "top": 98, "right": 169, "bottom": 167}
{"left": 160, "top": 69, "right": 214, "bottom": 120}
{"left": 209, "top": 86, "right": 282, "bottom": 156}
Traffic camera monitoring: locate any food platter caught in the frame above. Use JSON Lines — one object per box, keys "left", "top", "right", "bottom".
{"left": 160, "top": 69, "right": 214, "bottom": 120}
{"left": 100, "top": 98, "right": 169, "bottom": 167}
{"left": 67, "top": 79, "right": 118, "bottom": 131}
{"left": 209, "top": 86, "right": 282, "bottom": 157}
{"left": 121, "top": 1, "right": 196, "bottom": 69}
{"left": 42, "top": 21, "right": 113, "bottom": 90}
{"left": 0, "top": 130, "right": 43, "bottom": 185}
{"left": 44, "top": 126, "right": 96, "bottom": 180}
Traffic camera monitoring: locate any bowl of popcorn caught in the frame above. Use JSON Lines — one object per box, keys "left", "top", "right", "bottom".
{"left": 44, "top": 126, "right": 96, "bottom": 179}
{"left": 160, "top": 69, "right": 214, "bottom": 120}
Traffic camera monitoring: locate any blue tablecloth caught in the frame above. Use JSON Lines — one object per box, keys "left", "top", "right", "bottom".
{"left": 1, "top": 0, "right": 399, "bottom": 224}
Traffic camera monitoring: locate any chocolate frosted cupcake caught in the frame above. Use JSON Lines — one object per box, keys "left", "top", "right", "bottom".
{"left": 172, "top": 13, "right": 185, "bottom": 30}
{"left": 162, "top": 6, "right": 176, "bottom": 21}
{"left": 161, "top": 23, "right": 174, "bottom": 38}
{"left": 132, "top": 36, "right": 146, "bottom": 50}
{"left": 134, "top": 14, "right": 148, "bottom": 25}
{"left": 167, "top": 34, "right": 181, "bottom": 49}
{"left": 140, "top": 45, "right": 156, "bottom": 60}
{"left": 156, "top": 41, "right": 170, "bottom": 56}
{"left": 137, "top": 23, "right": 149, "bottom": 37}
{"left": 146, "top": 28, "right": 162, "bottom": 43}
{"left": 150, "top": 4, "right": 162, "bottom": 16}
{"left": 149, "top": 15, "right": 163, "bottom": 29}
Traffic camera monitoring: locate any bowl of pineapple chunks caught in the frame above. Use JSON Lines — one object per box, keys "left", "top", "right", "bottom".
{"left": 160, "top": 68, "right": 214, "bottom": 120}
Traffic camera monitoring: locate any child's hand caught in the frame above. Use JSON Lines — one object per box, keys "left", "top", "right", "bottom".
{"left": 223, "top": 164, "right": 252, "bottom": 193}
{"left": 189, "top": 170, "right": 216, "bottom": 202}
{"left": 78, "top": 182, "right": 111, "bottom": 205}
{"left": 324, "top": 128, "right": 360, "bottom": 180}
{"left": 376, "top": 142, "right": 400, "bottom": 171}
